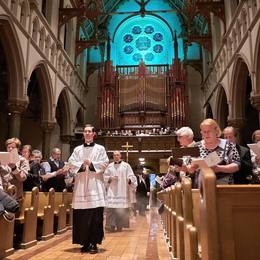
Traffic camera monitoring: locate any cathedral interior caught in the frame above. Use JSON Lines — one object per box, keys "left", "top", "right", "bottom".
{"left": 0, "top": 0, "right": 259, "bottom": 169}
{"left": 1, "top": 0, "right": 260, "bottom": 259}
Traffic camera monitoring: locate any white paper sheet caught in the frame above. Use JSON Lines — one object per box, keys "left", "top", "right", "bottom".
{"left": 248, "top": 143, "right": 260, "bottom": 157}
{"left": 192, "top": 151, "right": 222, "bottom": 168}
{"left": 0, "top": 148, "right": 19, "bottom": 165}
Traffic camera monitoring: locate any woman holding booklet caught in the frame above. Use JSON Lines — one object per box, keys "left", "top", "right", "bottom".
{"left": 194, "top": 119, "right": 241, "bottom": 185}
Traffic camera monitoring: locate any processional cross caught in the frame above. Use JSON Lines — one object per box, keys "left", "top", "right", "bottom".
{"left": 121, "top": 142, "right": 133, "bottom": 163}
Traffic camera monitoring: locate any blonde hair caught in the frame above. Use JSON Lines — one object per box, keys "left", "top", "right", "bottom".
{"left": 200, "top": 118, "right": 222, "bottom": 137}
{"left": 5, "top": 137, "right": 21, "bottom": 148}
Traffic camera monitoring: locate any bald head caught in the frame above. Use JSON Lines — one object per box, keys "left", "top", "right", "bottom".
{"left": 223, "top": 126, "right": 237, "bottom": 144}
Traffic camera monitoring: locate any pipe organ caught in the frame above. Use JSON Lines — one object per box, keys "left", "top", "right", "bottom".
{"left": 98, "top": 36, "right": 187, "bottom": 130}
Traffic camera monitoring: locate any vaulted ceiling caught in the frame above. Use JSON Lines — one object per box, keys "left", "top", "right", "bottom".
{"left": 65, "top": 0, "right": 225, "bottom": 63}
{"left": 76, "top": 0, "right": 208, "bottom": 41}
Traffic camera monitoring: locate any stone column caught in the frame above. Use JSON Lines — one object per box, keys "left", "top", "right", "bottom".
{"left": 251, "top": 94, "right": 260, "bottom": 125}
{"left": 8, "top": 99, "right": 28, "bottom": 138}
{"left": 41, "top": 121, "right": 56, "bottom": 159}
{"left": 60, "top": 134, "right": 73, "bottom": 160}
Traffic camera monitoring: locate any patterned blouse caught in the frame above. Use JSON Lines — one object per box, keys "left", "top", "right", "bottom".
{"left": 195, "top": 138, "right": 241, "bottom": 184}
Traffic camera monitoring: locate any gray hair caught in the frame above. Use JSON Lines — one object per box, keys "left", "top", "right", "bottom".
{"left": 31, "top": 149, "right": 42, "bottom": 158}
{"left": 176, "top": 127, "right": 194, "bottom": 139}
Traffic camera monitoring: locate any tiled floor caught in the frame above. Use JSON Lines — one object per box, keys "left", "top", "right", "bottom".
{"left": 5, "top": 208, "right": 171, "bottom": 260}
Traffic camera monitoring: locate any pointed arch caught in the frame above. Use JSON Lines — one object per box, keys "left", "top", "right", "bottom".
{"left": 28, "top": 62, "right": 54, "bottom": 122}
{"left": 230, "top": 56, "right": 250, "bottom": 119}
{"left": 76, "top": 107, "right": 84, "bottom": 126}
{"left": 215, "top": 85, "right": 228, "bottom": 129}
{"left": 254, "top": 24, "right": 260, "bottom": 93}
{"left": 205, "top": 103, "right": 213, "bottom": 119}
{"left": 0, "top": 15, "right": 26, "bottom": 100}
{"left": 56, "top": 88, "right": 73, "bottom": 136}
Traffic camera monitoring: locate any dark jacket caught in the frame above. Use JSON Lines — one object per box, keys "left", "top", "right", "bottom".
{"left": 0, "top": 189, "right": 19, "bottom": 214}
{"left": 234, "top": 144, "right": 253, "bottom": 184}
{"left": 23, "top": 161, "right": 45, "bottom": 191}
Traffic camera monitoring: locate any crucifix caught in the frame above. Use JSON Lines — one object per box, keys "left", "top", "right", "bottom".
{"left": 121, "top": 142, "right": 133, "bottom": 163}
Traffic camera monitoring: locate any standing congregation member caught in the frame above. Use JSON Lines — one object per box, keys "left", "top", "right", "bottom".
{"left": 104, "top": 151, "right": 137, "bottom": 232}
{"left": 223, "top": 126, "right": 252, "bottom": 184}
{"left": 21, "top": 144, "right": 32, "bottom": 161}
{"left": 0, "top": 138, "right": 29, "bottom": 202}
{"left": 195, "top": 119, "right": 240, "bottom": 184}
{"left": 23, "top": 150, "right": 45, "bottom": 191}
{"left": 159, "top": 127, "right": 197, "bottom": 190}
{"left": 42, "top": 148, "right": 67, "bottom": 192}
{"left": 68, "top": 124, "right": 109, "bottom": 254}
{"left": 249, "top": 129, "right": 260, "bottom": 183}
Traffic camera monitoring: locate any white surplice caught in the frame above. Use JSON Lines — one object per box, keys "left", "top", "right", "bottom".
{"left": 104, "top": 161, "right": 137, "bottom": 208}
{"left": 68, "top": 144, "right": 109, "bottom": 209}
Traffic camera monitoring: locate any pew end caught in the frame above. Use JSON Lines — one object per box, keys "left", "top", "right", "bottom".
{"left": 0, "top": 185, "right": 17, "bottom": 258}
{"left": 15, "top": 187, "right": 39, "bottom": 249}
{"left": 54, "top": 189, "right": 67, "bottom": 234}
{"left": 37, "top": 188, "right": 55, "bottom": 241}
{"left": 200, "top": 167, "right": 260, "bottom": 260}
{"left": 63, "top": 192, "right": 73, "bottom": 229}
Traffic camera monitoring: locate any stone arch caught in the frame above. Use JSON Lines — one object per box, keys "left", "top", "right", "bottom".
{"left": 215, "top": 85, "right": 228, "bottom": 130}
{"left": 76, "top": 107, "right": 84, "bottom": 126}
{"left": 254, "top": 24, "right": 260, "bottom": 93}
{"left": 205, "top": 103, "right": 213, "bottom": 119}
{"left": 230, "top": 56, "right": 251, "bottom": 119}
{"left": 0, "top": 15, "right": 26, "bottom": 100}
{"left": 56, "top": 88, "right": 73, "bottom": 136}
{"left": 27, "top": 62, "right": 54, "bottom": 122}
{"left": 230, "top": 56, "right": 258, "bottom": 143}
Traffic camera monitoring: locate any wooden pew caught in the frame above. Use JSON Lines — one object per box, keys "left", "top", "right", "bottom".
{"left": 63, "top": 191, "right": 73, "bottom": 229}
{"left": 15, "top": 187, "right": 39, "bottom": 249}
{"left": 200, "top": 166, "right": 260, "bottom": 260}
{"left": 54, "top": 189, "right": 67, "bottom": 234}
{"left": 175, "top": 182, "right": 185, "bottom": 260}
{"left": 182, "top": 177, "right": 201, "bottom": 260}
{"left": 37, "top": 188, "right": 55, "bottom": 240}
{"left": 0, "top": 185, "right": 16, "bottom": 258}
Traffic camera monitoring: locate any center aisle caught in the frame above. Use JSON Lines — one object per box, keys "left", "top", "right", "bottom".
{"left": 7, "top": 208, "right": 171, "bottom": 260}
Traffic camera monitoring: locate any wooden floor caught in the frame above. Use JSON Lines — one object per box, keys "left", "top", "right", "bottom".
{"left": 5, "top": 208, "right": 171, "bottom": 260}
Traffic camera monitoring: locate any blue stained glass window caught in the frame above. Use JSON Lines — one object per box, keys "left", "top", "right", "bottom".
{"left": 145, "top": 52, "right": 154, "bottom": 61}
{"left": 123, "top": 34, "right": 133, "bottom": 43}
{"left": 132, "top": 26, "right": 142, "bottom": 34}
{"left": 132, "top": 53, "right": 142, "bottom": 62}
{"left": 153, "top": 32, "right": 163, "bottom": 41}
{"left": 153, "top": 44, "right": 163, "bottom": 53}
{"left": 144, "top": 26, "right": 154, "bottom": 34}
{"left": 124, "top": 45, "right": 133, "bottom": 54}
{"left": 136, "top": 37, "right": 151, "bottom": 51}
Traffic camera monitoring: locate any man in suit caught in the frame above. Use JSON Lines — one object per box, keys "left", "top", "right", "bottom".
{"left": 223, "top": 126, "right": 253, "bottom": 184}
